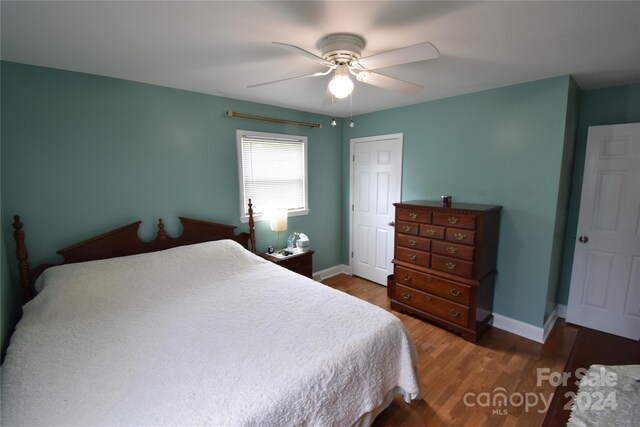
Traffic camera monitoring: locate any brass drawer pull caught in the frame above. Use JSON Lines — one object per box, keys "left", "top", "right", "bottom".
{"left": 403, "top": 274, "right": 412, "bottom": 281}
{"left": 450, "top": 288, "right": 461, "bottom": 297}
{"left": 409, "top": 254, "right": 417, "bottom": 260}
{"left": 409, "top": 212, "right": 418, "bottom": 219}
{"left": 448, "top": 217, "right": 460, "bottom": 224}
{"left": 425, "top": 229, "right": 436, "bottom": 236}
{"left": 454, "top": 233, "right": 466, "bottom": 241}
{"left": 408, "top": 239, "right": 417, "bottom": 246}
{"left": 426, "top": 295, "right": 432, "bottom": 301}
{"left": 403, "top": 225, "right": 412, "bottom": 232}
{"left": 426, "top": 276, "right": 433, "bottom": 282}
{"left": 446, "top": 262, "right": 456, "bottom": 270}
{"left": 401, "top": 293, "right": 411, "bottom": 300}
{"left": 449, "top": 309, "right": 460, "bottom": 318}
{"left": 447, "top": 246, "right": 457, "bottom": 254}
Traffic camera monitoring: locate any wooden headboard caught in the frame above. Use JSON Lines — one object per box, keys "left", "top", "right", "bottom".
{"left": 12, "top": 201, "right": 257, "bottom": 303}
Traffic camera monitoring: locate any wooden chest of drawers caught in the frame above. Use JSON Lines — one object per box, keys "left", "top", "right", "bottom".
{"left": 389, "top": 200, "right": 501, "bottom": 342}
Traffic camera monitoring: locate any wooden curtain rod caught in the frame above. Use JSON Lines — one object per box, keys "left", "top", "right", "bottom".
{"left": 226, "top": 110, "right": 322, "bottom": 129}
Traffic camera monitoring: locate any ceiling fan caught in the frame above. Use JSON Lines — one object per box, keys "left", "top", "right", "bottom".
{"left": 248, "top": 33, "right": 440, "bottom": 103}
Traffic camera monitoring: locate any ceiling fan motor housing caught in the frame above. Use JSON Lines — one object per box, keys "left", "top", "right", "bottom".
{"left": 320, "top": 33, "right": 365, "bottom": 65}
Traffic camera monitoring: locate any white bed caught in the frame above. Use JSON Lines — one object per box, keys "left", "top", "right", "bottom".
{"left": 1, "top": 240, "right": 422, "bottom": 426}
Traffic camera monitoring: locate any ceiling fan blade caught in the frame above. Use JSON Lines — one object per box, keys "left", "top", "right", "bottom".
{"left": 273, "top": 42, "right": 334, "bottom": 67}
{"left": 356, "top": 71, "right": 423, "bottom": 95}
{"left": 357, "top": 42, "right": 440, "bottom": 70}
{"left": 248, "top": 71, "right": 328, "bottom": 89}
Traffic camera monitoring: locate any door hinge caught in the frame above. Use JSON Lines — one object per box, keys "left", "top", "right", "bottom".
{"left": 352, "top": 204, "right": 354, "bottom": 211}
{"left": 352, "top": 154, "right": 355, "bottom": 162}
{"left": 351, "top": 251, "right": 354, "bottom": 258}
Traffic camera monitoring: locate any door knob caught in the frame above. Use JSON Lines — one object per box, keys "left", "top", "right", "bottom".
{"left": 388, "top": 221, "right": 395, "bottom": 226}
{"left": 578, "top": 236, "right": 589, "bottom": 244}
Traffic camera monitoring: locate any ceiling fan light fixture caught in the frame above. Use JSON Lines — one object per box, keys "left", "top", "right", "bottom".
{"left": 328, "top": 64, "right": 353, "bottom": 99}
{"left": 254, "top": 34, "right": 439, "bottom": 104}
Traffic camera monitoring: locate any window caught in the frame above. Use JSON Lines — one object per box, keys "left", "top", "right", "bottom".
{"left": 237, "top": 130, "right": 308, "bottom": 222}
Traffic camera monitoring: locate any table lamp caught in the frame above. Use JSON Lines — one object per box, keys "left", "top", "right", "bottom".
{"left": 270, "top": 208, "right": 288, "bottom": 250}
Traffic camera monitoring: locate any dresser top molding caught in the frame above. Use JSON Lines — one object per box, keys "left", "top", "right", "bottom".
{"left": 395, "top": 200, "right": 502, "bottom": 213}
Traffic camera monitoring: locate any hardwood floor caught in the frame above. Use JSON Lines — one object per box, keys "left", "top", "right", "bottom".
{"left": 322, "top": 274, "right": 578, "bottom": 427}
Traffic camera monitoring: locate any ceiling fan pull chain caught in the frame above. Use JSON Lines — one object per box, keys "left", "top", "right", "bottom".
{"left": 349, "top": 92, "right": 355, "bottom": 128}
{"left": 330, "top": 91, "right": 337, "bottom": 127}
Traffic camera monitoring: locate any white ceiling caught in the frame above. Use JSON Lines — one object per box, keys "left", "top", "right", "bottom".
{"left": 2, "top": 1, "right": 639, "bottom": 117}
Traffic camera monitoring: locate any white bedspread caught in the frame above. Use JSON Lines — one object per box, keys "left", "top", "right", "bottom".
{"left": 1, "top": 240, "right": 421, "bottom": 426}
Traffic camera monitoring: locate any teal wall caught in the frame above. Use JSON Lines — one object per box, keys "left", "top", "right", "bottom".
{"left": 1, "top": 208, "right": 20, "bottom": 363}
{"left": 557, "top": 83, "right": 640, "bottom": 304}
{"left": 1, "top": 137, "right": 20, "bottom": 361}
{"left": 2, "top": 59, "right": 636, "bottom": 349}
{"left": 1, "top": 62, "right": 344, "bottom": 355}
{"left": 544, "top": 77, "right": 580, "bottom": 321}
{"left": 343, "top": 76, "right": 573, "bottom": 327}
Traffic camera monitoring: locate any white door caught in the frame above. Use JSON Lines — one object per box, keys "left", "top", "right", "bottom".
{"left": 566, "top": 123, "right": 640, "bottom": 340}
{"left": 351, "top": 133, "right": 403, "bottom": 285}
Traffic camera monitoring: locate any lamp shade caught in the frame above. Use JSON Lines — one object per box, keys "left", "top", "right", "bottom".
{"left": 270, "top": 208, "right": 288, "bottom": 232}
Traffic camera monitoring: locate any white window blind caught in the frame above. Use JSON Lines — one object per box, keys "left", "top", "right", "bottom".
{"left": 237, "top": 130, "right": 308, "bottom": 221}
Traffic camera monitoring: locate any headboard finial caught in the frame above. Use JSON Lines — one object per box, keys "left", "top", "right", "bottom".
{"left": 13, "top": 215, "right": 33, "bottom": 302}
{"left": 248, "top": 199, "right": 256, "bottom": 254}
{"left": 13, "top": 215, "right": 22, "bottom": 230}
{"left": 157, "top": 218, "right": 168, "bottom": 241}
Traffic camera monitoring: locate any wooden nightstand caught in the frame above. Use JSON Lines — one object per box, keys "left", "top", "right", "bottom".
{"left": 260, "top": 250, "right": 314, "bottom": 278}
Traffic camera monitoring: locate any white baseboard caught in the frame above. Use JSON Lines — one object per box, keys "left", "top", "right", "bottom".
{"left": 313, "top": 264, "right": 351, "bottom": 281}
{"left": 492, "top": 314, "right": 546, "bottom": 343}
{"left": 492, "top": 305, "right": 559, "bottom": 344}
{"left": 542, "top": 306, "right": 559, "bottom": 343}
{"left": 557, "top": 304, "right": 567, "bottom": 318}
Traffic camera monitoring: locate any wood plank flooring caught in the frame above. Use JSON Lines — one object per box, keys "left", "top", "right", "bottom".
{"left": 322, "top": 274, "right": 578, "bottom": 427}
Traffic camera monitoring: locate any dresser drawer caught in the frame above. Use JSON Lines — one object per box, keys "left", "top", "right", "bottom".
{"left": 394, "top": 266, "right": 471, "bottom": 305}
{"left": 432, "top": 240, "right": 474, "bottom": 261}
{"left": 395, "top": 247, "right": 430, "bottom": 268}
{"left": 396, "top": 234, "right": 431, "bottom": 251}
{"left": 445, "top": 228, "right": 476, "bottom": 246}
{"left": 397, "top": 221, "right": 419, "bottom": 236}
{"left": 433, "top": 211, "right": 477, "bottom": 230}
{"left": 419, "top": 224, "right": 445, "bottom": 240}
{"left": 397, "top": 208, "right": 431, "bottom": 223}
{"left": 395, "top": 284, "right": 470, "bottom": 327}
{"left": 431, "top": 254, "right": 474, "bottom": 278}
